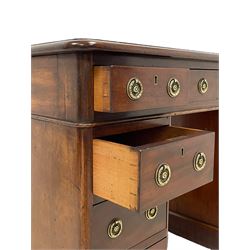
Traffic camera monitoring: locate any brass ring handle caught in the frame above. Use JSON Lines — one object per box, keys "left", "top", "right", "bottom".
{"left": 167, "top": 78, "right": 181, "bottom": 97}
{"left": 107, "top": 218, "right": 123, "bottom": 239}
{"left": 155, "top": 163, "right": 171, "bottom": 187}
{"left": 198, "top": 78, "right": 208, "bottom": 94}
{"left": 127, "top": 78, "right": 143, "bottom": 100}
{"left": 193, "top": 152, "right": 207, "bottom": 171}
{"left": 145, "top": 206, "right": 158, "bottom": 220}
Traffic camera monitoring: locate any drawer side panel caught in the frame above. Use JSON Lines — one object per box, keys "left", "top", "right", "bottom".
{"left": 93, "top": 139, "right": 139, "bottom": 210}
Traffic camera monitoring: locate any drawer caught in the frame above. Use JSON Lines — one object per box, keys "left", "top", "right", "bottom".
{"left": 147, "top": 237, "right": 167, "bottom": 249}
{"left": 130, "top": 230, "right": 167, "bottom": 249}
{"left": 93, "top": 126, "right": 215, "bottom": 212}
{"left": 91, "top": 202, "right": 167, "bottom": 249}
{"left": 189, "top": 70, "right": 219, "bottom": 103}
{"left": 94, "top": 66, "right": 189, "bottom": 112}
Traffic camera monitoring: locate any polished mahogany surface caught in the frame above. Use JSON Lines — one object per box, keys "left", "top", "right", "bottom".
{"left": 32, "top": 38, "right": 218, "bottom": 249}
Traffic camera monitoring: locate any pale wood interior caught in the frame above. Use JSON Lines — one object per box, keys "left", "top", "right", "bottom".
{"left": 94, "top": 66, "right": 110, "bottom": 112}
{"left": 93, "top": 139, "right": 139, "bottom": 210}
{"left": 93, "top": 125, "right": 207, "bottom": 211}
{"left": 99, "top": 126, "right": 204, "bottom": 147}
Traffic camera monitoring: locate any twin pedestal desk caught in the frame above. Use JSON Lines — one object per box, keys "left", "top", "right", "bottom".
{"left": 32, "top": 39, "right": 219, "bottom": 249}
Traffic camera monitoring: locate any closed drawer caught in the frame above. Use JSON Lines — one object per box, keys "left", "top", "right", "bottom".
{"left": 94, "top": 66, "right": 218, "bottom": 113}
{"left": 94, "top": 66, "right": 189, "bottom": 112}
{"left": 189, "top": 70, "right": 218, "bottom": 103}
{"left": 147, "top": 237, "right": 167, "bottom": 249}
{"left": 93, "top": 126, "right": 215, "bottom": 212}
{"left": 91, "top": 202, "right": 167, "bottom": 249}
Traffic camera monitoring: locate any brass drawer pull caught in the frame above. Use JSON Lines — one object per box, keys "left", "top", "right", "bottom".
{"left": 127, "top": 78, "right": 143, "bottom": 100}
{"left": 107, "top": 219, "right": 123, "bottom": 239}
{"left": 145, "top": 206, "right": 158, "bottom": 220}
{"left": 198, "top": 78, "right": 208, "bottom": 94}
{"left": 155, "top": 163, "right": 171, "bottom": 187}
{"left": 167, "top": 78, "right": 180, "bottom": 97}
{"left": 193, "top": 152, "right": 207, "bottom": 171}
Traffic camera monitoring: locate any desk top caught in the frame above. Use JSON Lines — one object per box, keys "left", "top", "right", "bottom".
{"left": 32, "top": 38, "right": 218, "bottom": 61}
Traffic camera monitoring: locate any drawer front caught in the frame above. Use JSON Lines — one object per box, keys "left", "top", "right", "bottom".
{"left": 93, "top": 126, "right": 215, "bottom": 212}
{"left": 91, "top": 202, "right": 167, "bottom": 249}
{"left": 130, "top": 229, "right": 167, "bottom": 249}
{"left": 140, "top": 130, "right": 215, "bottom": 211}
{"left": 147, "top": 237, "right": 167, "bottom": 249}
{"left": 94, "top": 66, "right": 189, "bottom": 112}
{"left": 189, "top": 70, "right": 218, "bottom": 103}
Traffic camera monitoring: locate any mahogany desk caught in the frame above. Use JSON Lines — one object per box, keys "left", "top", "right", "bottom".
{"left": 32, "top": 39, "right": 219, "bottom": 249}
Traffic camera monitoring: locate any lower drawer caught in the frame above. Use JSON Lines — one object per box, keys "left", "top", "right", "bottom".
{"left": 91, "top": 201, "right": 167, "bottom": 249}
{"left": 147, "top": 237, "right": 167, "bottom": 249}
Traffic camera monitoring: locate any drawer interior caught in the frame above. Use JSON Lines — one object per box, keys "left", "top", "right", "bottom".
{"left": 98, "top": 126, "right": 208, "bottom": 148}
{"left": 93, "top": 125, "right": 214, "bottom": 211}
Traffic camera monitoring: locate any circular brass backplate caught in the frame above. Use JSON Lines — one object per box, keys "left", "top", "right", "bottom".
{"left": 107, "top": 218, "right": 123, "bottom": 239}
{"left": 155, "top": 163, "right": 171, "bottom": 187}
{"left": 127, "top": 78, "right": 143, "bottom": 100}
{"left": 193, "top": 152, "right": 207, "bottom": 171}
{"left": 167, "top": 78, "right": 181, "bottom": 97}
{"left": 145, "top": 206, "right": 158, "bottom": 220}
{"left": 198, "top": 78, "right": 208, "bottom": 94}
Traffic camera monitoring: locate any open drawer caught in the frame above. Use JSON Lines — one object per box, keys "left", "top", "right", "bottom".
{"left": 93, "top": 126, "right": 215, "bottom": 212}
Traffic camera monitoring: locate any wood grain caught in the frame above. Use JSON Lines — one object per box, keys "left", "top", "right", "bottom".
{"left": 169, "top": 211, "right": 218, "bottom": 249}
{"left": 94, "top": 66, "right": 110, "bottom": 112}
{"left": 139, "top": 128, "right": 215, "bottom": 211}
{"left": 32, "top": 119, "right": 82, "bottom": 249}
{"left": 94, "top": 66, "right": 218, "bottom": 114}
{"left": 147, "top": 237, "right": 167, "bottom": 249}
{"left": 169, "top": 110, "right": 218, "bottom": 249}
{"left": 189, "top": 70, "right": 219, "bottom": 104}
{"left": 94, "top": 52, "right": 218, "bottom": 70}
{"left": 130, "top": 229, "right": 167, "bottom": 249}
{"left": 93, "top": 139, "right": 139, "bottom": 210}
{"left": 32, "top": 53, "right": 93, "bottom": 122}
{"left": 77, "top": 53, "right": 94, "bottom": 122}
{"left": 93, "top": 116, "right": 170, "bottom": 138}
{"left": 94, "top": 104, "right": 218, "bottom": 123}
{"left": 32, "top": 38, "right": 219, "bottom": 249}
{"left": 93, "top": 126, "right": 215, "bottom": 212}
{"left": 32, "top": 56, "right": 65, "bottom": 119}
{"left": 32, "top": 38, "right": 219, "bottom": 62}
{"left": 80, "top": 128, "right": 93, "bottom": 249}
{"left": 94, "top": 66, "right": 189, "bottom": 112}
{"left": 93, "top": 117, "right": 170, "bottom": 206}
{"left": 91, "top": 201, "right": 167, "bottom": 249}
{"left": 32, "top": 120, "right": 94, "bottom": 249}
